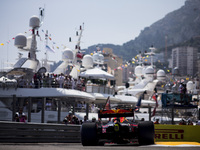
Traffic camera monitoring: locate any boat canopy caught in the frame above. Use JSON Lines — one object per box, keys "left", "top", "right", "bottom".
{"left": 0, "top": 88, "right": 95, "bottom": 102}
{"left": 79, "top": 67, "right": 114, "bottom": 80}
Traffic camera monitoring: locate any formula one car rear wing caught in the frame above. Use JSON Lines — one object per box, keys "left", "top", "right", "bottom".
{"left": 98, "top": 109, "right": 134, "bottom": 118}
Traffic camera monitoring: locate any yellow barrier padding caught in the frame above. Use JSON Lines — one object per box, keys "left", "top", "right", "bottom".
{"left": 154, "top": 125, "right": 200, "bottom": 142}
{"left": 155, "top": 142, "right": 200, "bottom": 146}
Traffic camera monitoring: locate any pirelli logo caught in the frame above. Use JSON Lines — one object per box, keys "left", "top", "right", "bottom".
{"left": 155, "top": 129, "right": 184, "bottom": 140}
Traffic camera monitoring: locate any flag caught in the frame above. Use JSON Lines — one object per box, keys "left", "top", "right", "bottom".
{"left": 104, "top": 96, "right": 110, "bottom": 110}
{"left": 151, "top": 93, "right": 158, "bottom": 117}
{"left": 152, "top": 93, "right": 158, "bottom": 107}
{"left": 136, "top": 96, "right": 142, "bottom": 107}
{"left": 135, "top": 96, "right": 142, "bottom": 112}
{"left": 77, "top": 52, "right": 83, "bottom": 59}
{"left": 45, "top": 45, "right": 55, "bottom": 53}
{"left": 151, "top": 107, "right": 156, "bottom": 117}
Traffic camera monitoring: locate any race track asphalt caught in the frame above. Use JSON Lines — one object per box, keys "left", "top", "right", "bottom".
{"left": 0, "top": 142, "right": 200, "bottom": 150}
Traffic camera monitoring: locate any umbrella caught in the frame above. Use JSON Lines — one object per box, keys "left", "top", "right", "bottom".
{"left": 79, "top": 67, "right": 114, "bottom": 80}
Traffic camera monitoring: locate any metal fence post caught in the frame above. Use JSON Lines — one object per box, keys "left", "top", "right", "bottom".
{"left": 28, "top": 97, "right": 32, "bottom": 122}
{"left": 57, "top": 100, "right": 61, "bottom": 123}
{"left": 86, "top": 103, "right": 89, "bottom": 120}
{"left": 148, "top": 105, "right": 151, "bottom": 121}
{"left": 12, "top": 95, "right": 16, "bottom": 121}
{"left": 42, "top": 97, "right": 46, "bottom": 123}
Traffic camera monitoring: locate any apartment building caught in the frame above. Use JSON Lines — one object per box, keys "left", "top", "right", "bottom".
{"left": 102, "top": 48, "right": 123, "bottom": 86}
{"left": 172, "top": 46, "right": 198, "bottom": 76}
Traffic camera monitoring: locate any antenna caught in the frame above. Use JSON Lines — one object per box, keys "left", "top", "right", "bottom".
{"left": 149, "top": 45, "right": 155, "bottom": 67}
{"left": 72, "top": 23, "right": 84, "bottom": 64}
{"left": 45, "top": 30, "right": 48, "bottom": 60}
{"left": 39, "top": 6, "right": 45, "bottom": 26}
{"left": 76, "top": 23, "right": 84, "bottom": 50}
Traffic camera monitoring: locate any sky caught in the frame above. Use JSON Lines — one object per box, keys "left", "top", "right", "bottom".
{"left": 0, "top": 0, "right": 186, "bottom": 69}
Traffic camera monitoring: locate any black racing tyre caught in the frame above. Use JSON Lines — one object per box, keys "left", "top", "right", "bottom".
{"left": 81, "top": 123, "right": 98, "bottom": 146}
{"left": 138, "top": 121, "right": 155, "bottom": 145}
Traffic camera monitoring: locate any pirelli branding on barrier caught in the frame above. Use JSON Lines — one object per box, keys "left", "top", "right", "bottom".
{"left": 155, "top": 129, "right": 184, "bottom": 140}
{"left": 154, "top": 125, "right": 200, "bottom": 142}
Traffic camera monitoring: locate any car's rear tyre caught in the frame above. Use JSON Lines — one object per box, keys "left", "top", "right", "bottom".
{"left": 81, "top": 123, "right": 98, "bottom": 146}
{"left": 138, "top": 121, "right": 155, "bottom": 145}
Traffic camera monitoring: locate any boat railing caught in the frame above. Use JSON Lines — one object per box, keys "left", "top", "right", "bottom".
{"left": 0, "top": 81, "right": 17, "bottom": 90}
{"left": 0, "top": 80, "right": 114, "bottom": 95}
{"left": 85, "top": 84, "right": 114, "bottom": 94}
{"left": 0, "top": 80, "right": 84, "bottom": 91}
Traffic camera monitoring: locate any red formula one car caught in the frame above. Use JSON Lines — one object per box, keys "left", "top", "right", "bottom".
{"left": 81, "top": 109, "right": 155, "bottom": 146}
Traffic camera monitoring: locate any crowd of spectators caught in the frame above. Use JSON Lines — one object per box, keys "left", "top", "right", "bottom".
{"left": 17, "top": 73, "right": 86, "bottom": 91}
{"left": 63, "top": 113, "right": 90, "bottom": 125}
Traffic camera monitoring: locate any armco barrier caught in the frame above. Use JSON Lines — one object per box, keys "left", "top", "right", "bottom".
{"left": 1, "top": 121, "right": 200, "bottom": 143}
{"left": 0, "top": 121, "right": 81, "bottom": 143}
{"left": 155, "top": 124, "right": 200, "bottom": 142}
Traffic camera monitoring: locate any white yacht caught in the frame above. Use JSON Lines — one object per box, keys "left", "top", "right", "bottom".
{"left": 0, "top": 13, "right": 164, "bottom": 124}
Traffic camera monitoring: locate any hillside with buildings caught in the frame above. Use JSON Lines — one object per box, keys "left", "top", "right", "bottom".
{"left": 84, "top": 0, "right": 200, "bottom": 61}
{"left": 51, "top": 0, "right": 200, "bottom": 80}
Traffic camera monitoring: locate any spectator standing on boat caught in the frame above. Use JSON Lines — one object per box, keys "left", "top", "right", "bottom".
{"left": 77, "top": 101, "right": 82, "bottom": 111}
{"left": 187, "top": 119, "right": 193, "bottom": 125}
{"left": 71, "top": 77, "right": 76, "bottom": 89}
{"left": 179, "top": 83, "right": 184, "bottom": 93}
{"left": 33, "top": 73, "right": 38, "bottom": 88}
{"left": 67, "top": 76, "right": 72, "bottom": 89}
{"left": 63, "top": 76, "right": 68, "bottom": 88}
{"left": 81, "top": 78, "right": 86, "bottom": 91}
{"left": 82, "top": 101, "right": 86, "bottom": 111}
{"left": 92, "top": 117, "right": 96, "bottom": 122}
{"left": 15, "top": 108, "right": 27, "bottom": 122}
{"left": 83, "top": 115, "right": 88, "bottom": 123}
{"left": 63, "top": 117, "right": 68, "bottom": 124}
{"left": 58, "top": 73, "right": 65, "bottom": 88}
{"left": 179, "top": 119, "right": 187, "bottom": 125}
{"left": 18, "top": 76, "right": 25, "bottom": 88}
{"left": 90, "top": 102, "right": 96, "bottom": 113}
{"left": 52, "top": 74, "right": 58, "bottom": 88}
{"left": 183, "top": 83, "right": 187, "bottom": 94}
{"left": 63, "top": 111, "right": 74, "bottom": 124}
{"left": 71, "top": 115, "right": 80, "bottom": 124}
{"left": 37, "top": 73, "right": 42, "bottom": 88}
{"left": 154, "top": 118, "right": 160, "bottom": 124}
{"left": 76, "top": 77, "right": 82, "bottom": 90}
{"left": 41, "top": 73, "right": 46, "bottom": 87}
{"left": 48, "top": 74, "right": 54, "bottom": 87}
{"left": 46, "top": 100, "right": 52, "bottom": 111}
{"left": 45, "top": 73, "right": 51, "bottom": 87}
